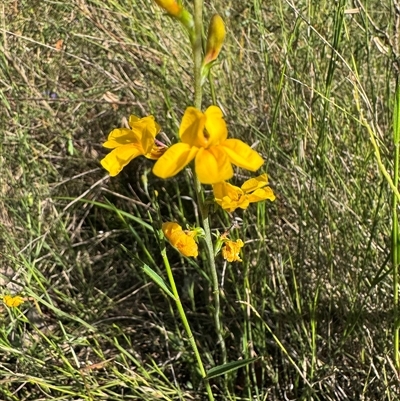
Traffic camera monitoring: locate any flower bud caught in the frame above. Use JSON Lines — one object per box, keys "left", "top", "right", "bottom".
{"left": 153, "top": 0, "right": 182, "bottom": 17}
{"left": 153, "top": 0, "right": 194, "bottom": 36}
{"left": 204, "top": 14, "right": 226, "bottom": 65}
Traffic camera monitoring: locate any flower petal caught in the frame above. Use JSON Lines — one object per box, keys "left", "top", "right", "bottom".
{"left": 103, "top": 128, "right": 140, "bottom": 149}
{"left": 247, "top": 187, "right": 276, "bottom": 203}
{"left": 153, "top": 143, "right": 198, "bottom": 179}
{"left": 131, "top": 115, "right": 161, "bottom": 153}
{"left": 221, "top": 196, "right": 249, "bottom": 212}
{"left": 195, "top": 147, "right": 233, "bottom": 184}
{"left": 101, "top": 144, "right": 144, "bottom": 176}
{"left": 162, "top": 222, "right": 183, "bottom": 237}
{"left": 171, "top": 232, "right": 198, "bottom": 257}
{"left": 213, "top": 181, "right": 242, "bottom": 202}
{"left": 241, "top": 173, "right": 269, "bottom": 193}
{"left": 179, "top": 107, "right": 207, "bottom": 147}
{"left": 204, "top": 105, "right": 228, "bottom": 145}
{"left": 222, "top": 139, "right": 264, "bottom": 171}
{"left": 129, "top": 115, "right": 160, "bottom": 137}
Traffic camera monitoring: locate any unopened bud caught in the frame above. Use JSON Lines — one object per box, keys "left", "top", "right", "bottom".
{"left": 204, "top": 14, "right": 226, "bottom": 65}
{"left": 153, "top": 0, "right": 194, "bottom": 36}
{"left": 153, "top": 0, "right": 182, "bottom": 17}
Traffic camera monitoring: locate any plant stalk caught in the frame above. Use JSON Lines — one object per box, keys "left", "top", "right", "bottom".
{"left": 392, "top": 76, "right": 400, "bottom": 371}
{"left": 161, "top": 247, "right": 214, "bottom": 400}
{"left": 192, "top": 0, "right": 227, "bottom": 366}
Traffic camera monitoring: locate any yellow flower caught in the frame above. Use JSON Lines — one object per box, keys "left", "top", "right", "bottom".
{"left": 222, "top": 239, "right": 244, "bottom": 262}
{"left": 213, "top": 173, "right": 275, "bottom": 212}
{"left": 3, "top": 295, "right": 24, "bottom": 308}
{"left": 162, "top": 222, "right": 198, "bottom": 257}
{"left": 153, "top": 106, "right": 264, "bottom": 184}
{"left": 101, "top": 115, "right": 164, "bottom": 177}
{"left": 204, "top": 15, "right": 226, "bottom": 65}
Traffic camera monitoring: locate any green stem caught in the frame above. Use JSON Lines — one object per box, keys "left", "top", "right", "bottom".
{"left": 161, "top": 247, "right": 214, "bottom": 400}
{"left": 194, "top": 177, "right": 227, "bottom": 365}
{"left": 192, "top": 0, "right": 227, "bottom": 366}
{"left": 392, "top": 77, "right": 400, "bottom": 370}
{"left": 193, "top": 0, "right": 203, "bottom": 110}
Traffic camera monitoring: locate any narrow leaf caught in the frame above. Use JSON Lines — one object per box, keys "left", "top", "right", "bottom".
{"left": 142, "top": 264, "right": 175, "bottom": 299}
{"left": 205, "top": 358, "right": 259, "bottom": 379}
{"left": 394, "top": 77, "right": 400, "bottom": 145}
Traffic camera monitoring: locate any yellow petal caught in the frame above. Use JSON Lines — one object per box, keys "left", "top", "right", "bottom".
{"left": 171, "top": 232, "right": 198, "bottom": 257}
{"left": 101, "top": 144, "right": 144, "bottom": 176}
{"left": 241, "top": 173, "right": 269, "bottom": 193}
{"left": 212, "top": 181, "right": 229, "bottom": 200}
{"left": 162, "top": 222, "right": 182, "bottom": 237}
{"left": 179, "top": 107, "right": 207, "bottom": 147}
{"left": 130, "top": 115, "right": 160, "bottom": 153}
{"left": 128, "top": 115, "right": 160, "bottom": 136}
{"left": 213, "top": 181, "right": 242, "bottom": 202}
{"left": 195, "top": 147, "right": 233, "bottom": 184}
{"left": 153, "top": 143, "right": 198, "bottom": 179}
{"left": 222, "top": 139, "right": 264, "bottom": 171}
{"left": 103, "top": 128, "right": 140, "bottom": 149}
{"left": 247, "top": 187, "right": 276, "bottom": 203}
{"left": 204, "top": 105, "right": 228, "bottom": 145}
{"left": 222, "top": 196, "right": 249, "bottom": 212}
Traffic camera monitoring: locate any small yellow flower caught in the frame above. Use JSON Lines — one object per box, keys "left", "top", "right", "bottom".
{"left": 204, "top": 14, "right": 226, "bottom": 65}
{"left": 222, "top": 238, "right": 244, "bottom": 262}
{"left": 213, "top": 173, "right": 275, "bottom": 212}
{"left": 3, "top": 295, "right": 25, "bottom": 308}
{"left": 101, "top": 115, "right": 164, "bottom": 177}
{"left": 153, "top": 106, "right": 264, "bottom": 184}
{"left": 162, "top": 222, "right": 198, "bottom": 257}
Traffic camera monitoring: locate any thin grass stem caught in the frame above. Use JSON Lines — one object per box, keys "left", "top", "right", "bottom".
{"left": 392, "top": 76, "right": 400, "bottom": 370}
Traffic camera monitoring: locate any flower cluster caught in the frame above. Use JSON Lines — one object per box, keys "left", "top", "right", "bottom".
{"left": 101, "top": 105, "right": 275, "bottom": 260}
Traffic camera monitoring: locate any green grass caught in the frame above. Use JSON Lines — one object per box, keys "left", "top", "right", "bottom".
{"left": 1, "top": 0, "right": 400, "bottom": 399}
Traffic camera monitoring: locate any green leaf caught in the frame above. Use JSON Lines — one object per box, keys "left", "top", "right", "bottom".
{"left": 394, "top": 78, "right": 400, "bottom": 145}
{"left": 205, "top": 358, "right": 259, "bottom": 379}
{"left": 142, "top": 264, "right": 175, "bottom": 299}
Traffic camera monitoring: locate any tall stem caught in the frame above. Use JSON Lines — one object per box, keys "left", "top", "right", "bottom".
{"left": 392, "top": 76, "right": 400, "bottom": 371}
{"left": 161, "top": 247, "right": 214, "bottom": 400}
{"left": 194, "top": 177, "right": 227, "bottom": 365}
{"left": 192, "top": 0, "right": 227, "bottom": 365}
{"left": 193, "top": 0, "right": 203, "bottom": 110}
